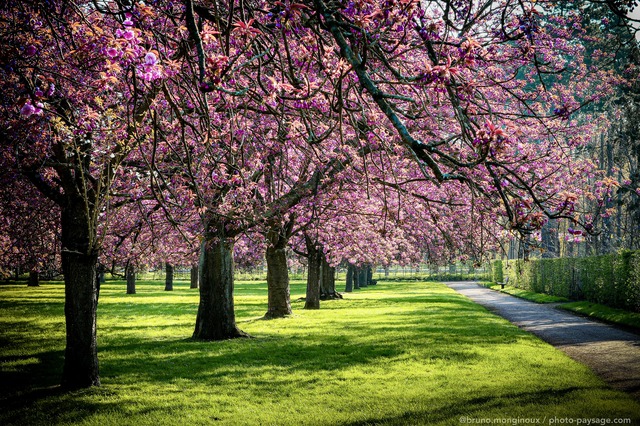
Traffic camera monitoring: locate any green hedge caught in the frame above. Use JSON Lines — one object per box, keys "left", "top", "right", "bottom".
{"left": 491, "top": 251, "right": 640, "bottom": 312}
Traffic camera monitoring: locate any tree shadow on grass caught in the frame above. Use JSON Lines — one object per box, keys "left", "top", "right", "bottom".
{"left": 0, "top": 384, "right": 122, "bottom": 426}
{"left": 0, "top": 349, "right": 64, "bottom": 400}
{"left": 340, "top": 386, "right": 614, "bottom": 426}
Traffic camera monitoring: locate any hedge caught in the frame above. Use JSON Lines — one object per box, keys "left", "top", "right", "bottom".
{"left": 491, "top": 251, "right": 640, "bottom": 312}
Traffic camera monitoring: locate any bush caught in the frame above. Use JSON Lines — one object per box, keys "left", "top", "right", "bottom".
{"left": 498, "top": 251, "right": 640, "bottom": 312}
{"left": 491, "top": 259, "right": 503, "bottom": 283}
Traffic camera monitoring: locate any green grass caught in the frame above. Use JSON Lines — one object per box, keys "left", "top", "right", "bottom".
{"left": 557, "top": 301, "right": 640, "bottom": 332}
{"left": 1, "top": 279, "right": 639, "bottom": 425}
{"left": 483, "top": 283, "right": 569, "bottom": 304}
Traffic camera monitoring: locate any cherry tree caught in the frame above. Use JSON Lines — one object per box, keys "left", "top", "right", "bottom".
{"left": 0, "top": 1, "right": 166, "bottom": 387}
{"left": 0, "top": 0, "right": 631, "bottom": 390}
{"left": 0, "top": 177, "right": 60, "bottom": 284}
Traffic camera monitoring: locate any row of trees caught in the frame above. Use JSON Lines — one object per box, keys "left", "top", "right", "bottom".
{"left": 1, "top": 0, "right": 637, "bottom": 389}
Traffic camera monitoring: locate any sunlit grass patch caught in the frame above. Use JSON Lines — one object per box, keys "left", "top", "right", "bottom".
{"left": 1, "top": 279, "right": 638, "bottom": 425}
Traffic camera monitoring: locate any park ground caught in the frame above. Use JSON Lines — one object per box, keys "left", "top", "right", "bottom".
{"left": 1, "top": 279, "right": 640, "bottom": 425}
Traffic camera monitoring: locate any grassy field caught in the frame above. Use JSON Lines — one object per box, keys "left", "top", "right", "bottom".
{"left": 1, "top": 279, "right": 639, "bottom": 426}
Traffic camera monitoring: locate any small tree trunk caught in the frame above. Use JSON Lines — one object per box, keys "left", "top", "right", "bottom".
{"left": 304, "top": 240, "right": 321, "bottom": 310}
{"left": 345, "top": 265, "right": 353, "bottom": 292}
{"left": 193, "top": 225, "right": 247, "bottom": 340}
{"left": 190, "top": 265, "right": 199, "bottom": 289}
{"left": 126, "top": 264, "right": 136, "bottom": 295}
{"left": 264, "top": 220, "right": 294, "bottom": 318}
{"left": 60, "top": 204, "right": 100, "bottom": 389}
{"left": 359, "top": 267, "right": 368, "bottom": 287}
{"left": 353, "top": 266, "right": 361, "bottom": 289}
{"left": 367, "top": 265, "right": 374, "bottom": 285}
{"left": 320, "top": 256, "right": 340, "bottom": 299}
{"left": 28, "top": 270, "right": 39, "bottom": 287}
{"left": 165, "top": 263, "right": 174, "bottom": 291}
{"left": 98, "top": 264, "right": 105, "bottom": 283}
{"left": 265, "top": 244, "right": 292, "bottom": 318}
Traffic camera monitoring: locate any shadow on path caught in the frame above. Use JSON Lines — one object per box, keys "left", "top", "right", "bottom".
{"left": 446, "top": 281, "right": 640, "bottom": 401}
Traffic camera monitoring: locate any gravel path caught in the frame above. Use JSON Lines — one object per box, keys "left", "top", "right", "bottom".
{"left": 446, "top": 281, "right": 640, "bottom": 400}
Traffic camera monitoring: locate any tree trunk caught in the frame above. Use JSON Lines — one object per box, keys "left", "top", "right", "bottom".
{"left": 264, "top": 219, "right": 294, "bottom": 318}
{"left": 304, "top": 240, "right": 321, "bottom": 310}
{"left": 345, "top": 265, "right": 353, "bottom": 292}
{"left": 265, "top": 244, "right": 292, "bottom": 318}
{"left": 165, "top": 263, "right": 174, "bottom": 291}
{"left": 359, "top": 267, "right": 368, "bottom": 287}
{"left": 190, "top": 265, "right": 199, "bottom": 289}
{"left": 98, "top": 264, "right": 105, "bottom": 283}
{"left": 320, "top": 256, "right": 341, "bottom": 299}
{"left": 60, "top": 204, "right": 100, "bottom": 389}
{"left": 126, "top": 264, "right": 136, "bottom": 295}
{"left": 353, "top": 266, "right": 361, "bottom": 289}
{"left": 366, "top": 265, "right": 374, "bottom": 285}
{"left": 28, "top": 270, "right": 39, "bottom": 287}
{"left": 193, "top": 229, "right": 247, "bottom": 340}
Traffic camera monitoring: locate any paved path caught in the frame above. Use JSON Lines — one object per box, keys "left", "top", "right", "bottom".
{"left": 446, "top": 281, "right": 640, "bottom": 400}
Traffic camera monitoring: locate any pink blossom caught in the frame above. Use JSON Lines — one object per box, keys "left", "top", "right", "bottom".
{"left": 144, "top": 52, "right": 157, "bottom": 66}
{"left": 123, "top": 29, "right": 135, "bottom": 40}
{"left": 20, "top": 102, "right": 35, "bottom": 116}
{"left": 106, "top": 47, "right": 119, "bottom": 58}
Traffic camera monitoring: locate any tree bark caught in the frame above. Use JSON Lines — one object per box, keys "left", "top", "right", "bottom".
{"left": 126, "top": 264, "right": 136, "bottom": 295}
{"left": 198, "top": 240, "right": 205, "bottom": 290}
{"left": 264, "top": 219, "right": 294, "bottom": 318}
{"left": 358, "top": 267, "right": 368, "bottom": 287}
{"left": 190, "top": 265, "right": 199, "bottom": 289}
{"left": 193, "top": 225, "right": 247, "bottom": 340}
{"left": 345, "top": 265, "right": 353, "bottom": 292}
{"left": 304, "top": 238, "right": 321, "bottom": 310}
{"left": 165, "top": 263, "right": 174, "bottom": 291}
{"left": 353, "top": 266, "right": 361, "bottom": 289}
{"left": 265, "top": 244, "right": 292, "bottom": 318}
{"left": 28, "top": 270, "right": 39, "bottom": 287}
{"left": 366, "top": 265, "right": 374, "bottom": 285}
{"left": 320, "top": 256, "right": 340, "bottom": 299}
{"left": 60, "top": 203, "right": 100, "bottom": 389}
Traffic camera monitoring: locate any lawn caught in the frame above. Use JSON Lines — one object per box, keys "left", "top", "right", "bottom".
{"left": 558, "top": 301, "right": 640, "bottom": 332}
{"left": 1, "top": 279, "right": 639, "bottom": 425}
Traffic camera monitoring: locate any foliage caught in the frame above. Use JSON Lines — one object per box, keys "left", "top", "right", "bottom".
{"left": 492, "top": 251, "right": 640, "bottom": 311}
{"left": 1, "top": 280, "right": 639, "bottom": 425}
{"left": 491, "top": 259, "right": 504, "bottom": 283}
